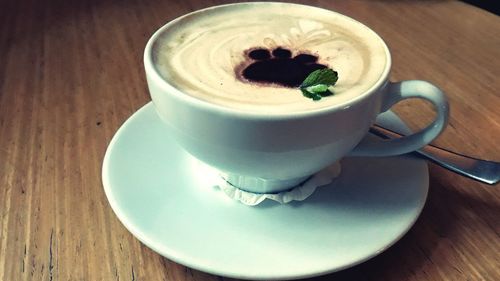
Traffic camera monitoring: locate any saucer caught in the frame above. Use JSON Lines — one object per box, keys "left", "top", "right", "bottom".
{"left": 102, "top": 102, "right": 428, "bottom": 280}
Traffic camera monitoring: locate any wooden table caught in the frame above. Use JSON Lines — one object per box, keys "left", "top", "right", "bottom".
{"left": 1, "top": 0, "right": 499, "bottom": 280}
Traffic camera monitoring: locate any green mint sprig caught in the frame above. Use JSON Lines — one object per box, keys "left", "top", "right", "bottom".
{"left": 300, "top": 68, "right": 338, "bottom": 101}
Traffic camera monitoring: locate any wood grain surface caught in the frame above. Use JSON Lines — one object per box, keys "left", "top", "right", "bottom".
{"left": 1, "top": 0, "right": 499, "bottom": 280}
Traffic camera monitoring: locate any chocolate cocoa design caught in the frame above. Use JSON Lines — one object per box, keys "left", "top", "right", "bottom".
{"left": 240, "top": 47, "right": 327, "bottom": 87}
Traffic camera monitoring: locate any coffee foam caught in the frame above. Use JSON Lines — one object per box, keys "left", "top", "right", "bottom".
{"left": 152, "top": 3, "right": 388, "bottom": 113}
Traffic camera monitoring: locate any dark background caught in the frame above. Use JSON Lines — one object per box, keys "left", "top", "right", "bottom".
{"left": 462, "top": 0, "right": 499, "bottom": 15}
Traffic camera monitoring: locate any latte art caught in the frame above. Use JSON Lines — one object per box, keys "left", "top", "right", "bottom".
{"left": 152, "top": 3, "right": 388, "bottom": 113}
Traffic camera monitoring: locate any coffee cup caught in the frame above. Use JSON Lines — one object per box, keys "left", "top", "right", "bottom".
{"left": 144, "top": 2, "right": 449, "bottom": 194}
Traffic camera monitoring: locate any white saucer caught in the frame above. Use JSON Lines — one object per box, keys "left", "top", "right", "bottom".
{"left": 102, "top": 102, "right": 428, "bottom": 280}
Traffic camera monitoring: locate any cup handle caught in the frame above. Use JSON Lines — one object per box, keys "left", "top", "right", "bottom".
{"left": 350, "top": 80, "right": 449, "bottom": 157}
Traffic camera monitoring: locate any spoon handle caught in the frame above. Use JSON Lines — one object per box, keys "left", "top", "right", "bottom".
{"left": 369, "top": 125, "right": 500, "bottom": 185}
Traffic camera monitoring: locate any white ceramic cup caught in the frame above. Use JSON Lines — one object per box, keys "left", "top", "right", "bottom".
{"left": 144, "top": 3, "right": 449, "bottom": 194}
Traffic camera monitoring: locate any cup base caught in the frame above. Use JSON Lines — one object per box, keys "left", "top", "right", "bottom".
{"left": 221, "top": 173, "right": 311, "bottom": 194}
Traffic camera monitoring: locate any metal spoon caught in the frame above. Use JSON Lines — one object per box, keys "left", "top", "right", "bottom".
{"left": 369, "top": 125, "right": 500, "bottom": 185}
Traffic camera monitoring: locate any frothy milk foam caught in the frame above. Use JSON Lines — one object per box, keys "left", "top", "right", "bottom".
{"left": 152, "top": 3, "right": 388, "bottom": 113}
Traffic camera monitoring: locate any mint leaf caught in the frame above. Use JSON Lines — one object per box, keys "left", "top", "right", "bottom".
{"left": 300, "top": 88, "right": 322, "bottom": 100}
{"left": 305, "top": 84, "right": 329, "bottom": 93}
{"left": 300, "top": 68, "right": 338, "bottom": 101}
{"left": 320, "top": 89, "right": 334, "bottom": 97}
{"left": 301, "top": 68, "right": 338, "bottom": 88}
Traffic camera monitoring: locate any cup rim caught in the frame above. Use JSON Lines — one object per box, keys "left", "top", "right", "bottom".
{"left": 144, "top": 2, "right": 392, "bottom": 120}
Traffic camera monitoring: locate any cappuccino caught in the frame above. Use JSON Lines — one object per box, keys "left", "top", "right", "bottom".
{"left": 152, "top": 3, "right": 388, "bottom": 113}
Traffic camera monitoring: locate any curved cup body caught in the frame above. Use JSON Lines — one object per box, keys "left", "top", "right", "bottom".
{"left": 148, "top": 75, "right": 385, "bottom": 192}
